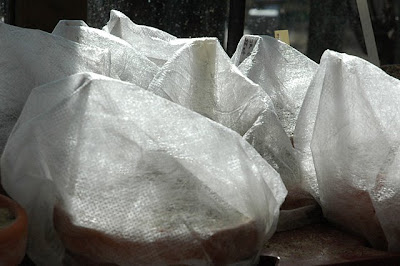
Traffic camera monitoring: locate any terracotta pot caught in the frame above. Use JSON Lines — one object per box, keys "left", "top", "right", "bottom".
{"left": 0, "top": 194, "right": 28, "bottom": 266}
{"left": 53, "top": 205, "right": 259, "bottom": 265}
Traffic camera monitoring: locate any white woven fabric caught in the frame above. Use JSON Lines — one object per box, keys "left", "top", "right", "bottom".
{"left": 232, "top": 35, "right": 318, "bottom": 137}
{"left": 103, "top": 10, "right": 187, "bottom": 67}
{"left": 53, "top": 20, "right": 158, "bottom": 89}
{"left": 103, "top": 11, "right": 300, "bottom": 190}
{"left": 1, "top": 73, "right": 287, "bottom": 265}
{"left": 299, "top": 50, "right": 400, "bottom": 251}
{"left": 0, "top": 22, "right": 111, "bottom": 156}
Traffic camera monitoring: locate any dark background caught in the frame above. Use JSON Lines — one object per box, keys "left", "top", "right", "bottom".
{"left": 0, "top": 0, "right": 399, "bottom": 64}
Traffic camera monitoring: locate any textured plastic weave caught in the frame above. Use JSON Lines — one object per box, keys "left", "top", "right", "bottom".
{"left": 232, "top": 35, "right": 318, "bottom": 138}
{"left": 103, "top": 10, "right": 188, "bottom": 67}
{"left": 102, "top": 12, "right": 299, "bottom": 191}
{"left": 52, "top": 20, "right": 158, "bottom": 89}
{"left": 0, "top": 22, "right": 110, "bottom": 156}
{"left": 231, "top": 35, "right": 322, "bottom": 231}
{"left": 301, "top": 50, "right": 400, "bottom": 251}
{"left": 1, "top": 73, "right": 287, "bottom": 265}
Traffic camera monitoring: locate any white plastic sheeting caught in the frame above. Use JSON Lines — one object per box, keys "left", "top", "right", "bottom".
{"left": 1, "top": 73, "right": 287, "bottom": 265}
{"left": 103, "top": 11, "right": 302, "bottom": 190}
{"left": 299, "top": 50, "right": 400, "bottom": 251}
{"left": 52, "top": 20, "right": 158, "bottom": 89}
{"left": 232, "top": 35, "right": 318, "bottom": 138}
{"left": 0, "top": 22, "right": 110, "bottom": 155}
{"left": 2, "top": 8, "right": 400, "bottom": 266}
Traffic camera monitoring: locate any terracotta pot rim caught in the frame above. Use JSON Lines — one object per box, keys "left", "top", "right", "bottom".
{"left": 0, "top": 194, "right": 28, "bottom": 240}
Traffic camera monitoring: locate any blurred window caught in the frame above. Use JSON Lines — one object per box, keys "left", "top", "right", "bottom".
{"left": 244, "top": 0, "right": 400, "bottom": 65}
{"left": 0, "top": 0, "right": 7, "bottom": 22}
{"left": 87, "top": 0, "right": 229, "bottom": 48}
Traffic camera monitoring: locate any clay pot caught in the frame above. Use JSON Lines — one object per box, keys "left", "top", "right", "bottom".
{"left": 0, "top": 194, "right": 28, "bottom": 265}
{"left": 53, "top": 205, "right": 259, "bottom": 265}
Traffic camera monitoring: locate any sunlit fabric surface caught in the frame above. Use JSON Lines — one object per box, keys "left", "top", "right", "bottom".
{"left": 230, "top": 35, "right": 318, "bottom": 198}
{"left": 52, "top": 20, "right": 158, "bottom": 89}
{"left": 103, "top": 10, "right": 188, "bottom": 67}
{"left": 232, "top": 35, "right": 318, "bottom": 138}
{"left": 231, "top": 35, "right": 322, "bottom": 231}
{"left": 1, "top": 73, "right": 287, "bottom": 265}
{"left": 0, "top": 22, "right": 110, "bottom": 156}
{"left": 102, "top": 11, "right": 301, "bottom": 191}
{"left": 303, "top": 50, "right": 400, "bottom": 251}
